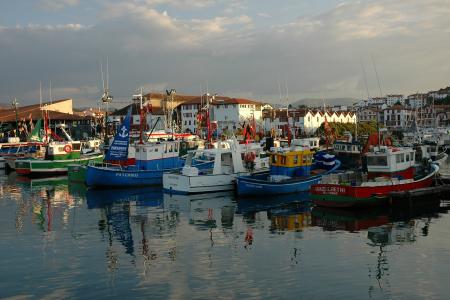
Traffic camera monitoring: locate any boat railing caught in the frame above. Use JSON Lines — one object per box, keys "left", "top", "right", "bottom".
{"left": 320, "top": 171, "right": 366, "bottom": 186}
{"left": 88, "top": 161, "right": 124, "bottom": 169}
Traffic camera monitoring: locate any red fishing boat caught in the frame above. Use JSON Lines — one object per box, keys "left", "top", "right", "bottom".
{"left": 311, "top": 145, "right": 439, "bottom": 208}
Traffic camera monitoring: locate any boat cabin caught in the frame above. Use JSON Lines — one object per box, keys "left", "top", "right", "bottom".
{"left": 182, "top": 141, "right": 245, "bottom": 176}
{"left": 366, "top": 146, "right": 415, "bottom": 180}
{"left": 46, "top": 141, "right": 82, "bottom": 160}
{"left": 333, "top": 132, "right": 361, "bottom": 154}
{"left": 269, "top": 146, "right": 313, "bottom": 177}
{"left": 134, "top": 140, "right": 182, "bottom": 170}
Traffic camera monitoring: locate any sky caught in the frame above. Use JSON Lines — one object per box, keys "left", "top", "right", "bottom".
{"left": 0, "top": 0, "right": 449, "bottom": 108}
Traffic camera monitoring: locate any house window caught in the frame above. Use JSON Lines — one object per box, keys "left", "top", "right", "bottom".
{"left": 189, "top": 120, "right": 191, "bottom": 125}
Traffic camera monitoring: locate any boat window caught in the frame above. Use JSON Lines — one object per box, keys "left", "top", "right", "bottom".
{"left": 280, "top": 156, "right": 286, "bottom": 165}
{"left": 165, "top": 145, "right": 168, "bottom": 153}
{"left": 396, "top": 153, "right": 405, "bottom": 163}
{"left": 367, "top": 155, "right": 387, "bottom": 166}
{"left": 293, "top": 155, "right": 298, "bottom": 164}
{"left": 154, "top": 148, "right": 158, "bottom": 152}
{"left": 58, "top": 147, "right": 64, "bottom": 152}
{"left": 272, "top": 155, "right": 277, "bottom": 163}
{"left": 72, "top": 143, "right": 81, "bottom": 150}
{"left": 405, "top": 154, "right": 409, "bottom": 162}
{"left": 169, "top": 145, "right": 173, "bottom": 152}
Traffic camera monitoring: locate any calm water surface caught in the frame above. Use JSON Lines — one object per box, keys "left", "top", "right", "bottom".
{"left": 1, "top": 170, "right": 450, "bottom": 299}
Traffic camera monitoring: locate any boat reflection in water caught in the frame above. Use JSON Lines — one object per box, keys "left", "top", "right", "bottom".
{"left": 312, "top": 199, "right": 449, "bottom": 297}
{"left": 86, "top": 187, "right": 164, "bottom": 209}
{"left": 163, "top": 191, "right": 236, "bottom": 230}
{"left": 237, "top": 192, "right": 313, "bottom": 232}
{"left": 311, "top": 206, "right": 390, "bottom": 232}
{"left": 83, "top": 187, "right": 181, "bottom": 280}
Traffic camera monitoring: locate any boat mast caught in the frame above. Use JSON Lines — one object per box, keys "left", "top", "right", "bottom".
{"left": 371, "top": 54, "right": 383, "bottom": 147}
{"left": 100, "top": 58, "right": 113, "bottom": 148}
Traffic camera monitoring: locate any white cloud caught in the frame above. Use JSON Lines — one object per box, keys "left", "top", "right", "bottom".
{"left": 1, "top": 0, "right": 450, "bottom": 106}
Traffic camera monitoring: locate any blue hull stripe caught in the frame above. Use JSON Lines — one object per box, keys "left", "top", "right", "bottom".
{"left": 237, "top": 160, "right": 341, "bottom": 196}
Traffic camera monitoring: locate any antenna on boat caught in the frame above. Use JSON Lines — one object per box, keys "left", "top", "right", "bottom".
{"left": 360, "top": 58, "right": 371, "bottom": 100}
{"left": 49, "top": 80, "right": 52, "bottom": 104}
{"left": 371, "top": 54, "right": 383, "bottom": 98}
{"left": 100, "top": 57, "right": 113, "bottom": 148}
{"left": 371, "top": 54, "right": 383, "bottom": 146}
{"left": 39, "top": 81, "right": 42, "bottom": 108}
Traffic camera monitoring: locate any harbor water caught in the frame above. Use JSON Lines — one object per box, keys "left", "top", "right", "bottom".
{"left": 1, "top": 169, "right": 450, "bottom": 299}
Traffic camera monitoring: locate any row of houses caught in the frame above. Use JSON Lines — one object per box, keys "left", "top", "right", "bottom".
{"left": 357, "top": 104, "right": 450, "bottom": 130}
{"left": 359, "top": 86, "right": 450, "bottom": 109}
{"left": 108, "top": 93, "right": 357, "bottom": 137}
{"left": 262, "top": 109, "right": 356, "bottom": 135}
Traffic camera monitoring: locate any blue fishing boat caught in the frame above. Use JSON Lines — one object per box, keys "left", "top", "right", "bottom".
{"left": 236, "top": 140, "right": 341, "bottom": 196}
{"left": 86, "top": 109, "right": 212, "bottom": 187}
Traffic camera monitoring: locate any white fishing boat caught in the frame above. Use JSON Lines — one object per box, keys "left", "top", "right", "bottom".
{"left": 163, "top": 139, "right": 268, "bottom": 194}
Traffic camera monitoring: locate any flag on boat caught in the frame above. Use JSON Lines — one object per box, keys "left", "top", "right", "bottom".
{"left": 105, "top": 108, "right": 131, "bottom": 161}
{"left": 29, "top": 119, "right": 43, "bottom": 142}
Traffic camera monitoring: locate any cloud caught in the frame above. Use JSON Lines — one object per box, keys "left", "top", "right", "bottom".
{"left": 39, "top": 0, "right": 79, "bottom": 11}
{"left": 1, "top": 0, "right": 450, "bottom": 107}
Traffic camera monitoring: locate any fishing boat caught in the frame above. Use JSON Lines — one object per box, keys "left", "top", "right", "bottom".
{"left": 414, "top": 142, "right": 448, "bottom": 167}
{"left": 332, "top": 131, "right": 363, "bottom": 169}
{"left": 1, "top": 121, "right": 47, "bottom": 170}
{"left": 163, "top": 138, "right": 268, "bottom": 194}
{"left": 236, "top": 139, "right": 341, "bottom": 196}
{"left": 14, "top": 123, "right": 103, "bottom": 176}
{"left": 85, "top": 109, "right": 212, "bottom": 187}
{"left": 311, "top": 145, "right": 439, "bottom": 208}
{"left": 0, "top": 157, "right": 5, "bottom": 169}
{"left": 15, "top": 140, "right": 103, "bottom": 176}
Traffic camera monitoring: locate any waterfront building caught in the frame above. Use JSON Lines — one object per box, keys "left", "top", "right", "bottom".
{"left": 386, "top": 94, "right": 404, "bottom": 106}
{"left": 263, "top": 108, "right": 355, "bottom": 136}
{"left": 382, "top": 105, "right": 413, "bottom": 130}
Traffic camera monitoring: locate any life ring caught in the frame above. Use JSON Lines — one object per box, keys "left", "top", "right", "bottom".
{"left": 63, "top": 144, "right": 72, "bottom": 153}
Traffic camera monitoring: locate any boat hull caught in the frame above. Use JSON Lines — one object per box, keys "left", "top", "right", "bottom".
{"left": 86, "top": 158, "right": 213, "bottom": 188}
{"left": 15, "top": 155, "right": 104, "bottom": 176}
{"left": 86, "top": 165, "right": 166, "bottom": 187}
{"left": 311, "top": 165, "right": 438, "bottom": 208}
{"left": 163, "top": 172, "right": 245, "bottom": 194}
{"left": 236, "top": 160, "right": 341, "bottom": 196}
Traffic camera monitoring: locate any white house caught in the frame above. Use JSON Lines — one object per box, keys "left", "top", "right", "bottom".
{"left": 179, "top": 96, "right": 264, "bottom": 134}
{"left": 386, "top": 94, "right": 404, "bottom": 106}
{"left": 180, "top": 99, "right": 201, "bottom": 133}
{"left": 406, "top": 93, "right": 427, "bottom": 108}
{"left": 263, "top": 109, "right": 355, "bottom": 136}
{"left": 211, "top": 98, "right": 263, "bottom": 133}
{"left": 382, "top": 105, "right": 413, "bottom": 130}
